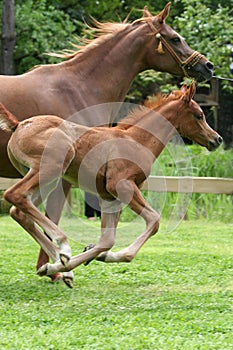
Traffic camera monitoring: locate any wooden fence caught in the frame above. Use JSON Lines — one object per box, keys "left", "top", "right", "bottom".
{"left": 1, "top": 176, "right": 233, "bottom": 194}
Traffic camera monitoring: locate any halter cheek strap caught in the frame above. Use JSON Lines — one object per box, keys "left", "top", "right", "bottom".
{"left": 155, "top": 33, "right": 165, "bottom": 54}
{"left": 147, "top": 20, "right": 204, "bottom": 78}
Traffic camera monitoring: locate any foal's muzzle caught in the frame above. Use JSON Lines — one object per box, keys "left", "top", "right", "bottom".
{"left": 208, "top": 135, "right": 223, "bottom": 151}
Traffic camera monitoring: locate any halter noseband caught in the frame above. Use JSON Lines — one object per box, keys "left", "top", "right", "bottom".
{"left": 147, "top": 20, "right": 203, "bottom": 78}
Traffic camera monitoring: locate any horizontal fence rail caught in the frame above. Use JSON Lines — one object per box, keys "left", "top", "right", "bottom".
{"left": 0, "top": 176, "right": 233, "bottom": 194}
{"left": 141, "top": 176, "right": 233, "bottom": 195}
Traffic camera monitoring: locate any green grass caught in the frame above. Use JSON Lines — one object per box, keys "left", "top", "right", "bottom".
{"left": 0, "top": 215, "right": 233, "bottom": 349}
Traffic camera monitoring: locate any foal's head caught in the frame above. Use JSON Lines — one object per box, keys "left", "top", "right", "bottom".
{"left": 168, "top": 81, "right": 222, "bottom": 151}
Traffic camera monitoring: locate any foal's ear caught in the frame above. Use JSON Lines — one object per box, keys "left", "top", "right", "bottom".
{"left": 188, "top": 81, "right": 196, "bottom": 99}
{"left": 143, "top": 6, "right": 153, "bottom": 17}
{"left": 157, "top": 2, "right": 171, "bottom": 24}
{"left": 180, "top": 84, "right": 188, "bottom": 93}
{"left": 182, "top": 81, "right": 196, "bottom": 103}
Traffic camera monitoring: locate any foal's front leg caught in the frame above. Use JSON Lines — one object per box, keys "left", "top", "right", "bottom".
{"left": 95, "top": 180, "right": 160, "bottom": 263}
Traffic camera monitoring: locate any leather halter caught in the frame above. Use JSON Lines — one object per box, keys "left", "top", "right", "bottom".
{"left": 147, "top": 20, "right": 204, "bottom": 78}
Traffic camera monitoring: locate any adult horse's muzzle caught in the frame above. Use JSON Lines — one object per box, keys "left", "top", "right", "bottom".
{"left": 190, "top": 59, "right": 214, "bottom": 83}
{"left": 208, "top": 134, "right": 223, "bottom": 151}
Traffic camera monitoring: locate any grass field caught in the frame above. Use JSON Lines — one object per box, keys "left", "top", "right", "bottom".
{"left": 0, "top": 214, "right": 232, "bottom": 349}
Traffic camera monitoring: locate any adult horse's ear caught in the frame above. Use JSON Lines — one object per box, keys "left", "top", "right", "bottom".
{"left": 182, "top": 81, "right": 196, "bottom": 103}
{"left": 157, "top": 2, "right": 171, "bottom": 24}
{"left": 143, "top": 6, "right": 153, "bottom": 17}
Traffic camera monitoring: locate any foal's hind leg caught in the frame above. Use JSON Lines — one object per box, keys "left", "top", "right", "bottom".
{"left": 37, "top": 179, "right": 72, "bottom": 281}
{"left": 4, "top": 170, "right": 72, "bottom": 266}
{"left": 9, "top": 206, "right": 74, "bottom": 287}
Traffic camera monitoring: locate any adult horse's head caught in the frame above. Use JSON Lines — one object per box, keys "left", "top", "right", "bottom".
{"left": 141, "top": 2, "right": 214, "bottom": 82}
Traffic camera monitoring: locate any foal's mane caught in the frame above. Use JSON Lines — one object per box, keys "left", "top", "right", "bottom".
{"left": 117, "top": 90, "right": 183, "bottom": 130}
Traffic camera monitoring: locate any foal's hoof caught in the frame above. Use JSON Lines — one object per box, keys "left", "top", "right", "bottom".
{"left": 83, "top": 243, "right": 95, "bottom": 266}
{"left": 63, "top": 273, "right": 74, "bottom": 289}
{"left": 60, "top": 253, "right": 70, "bottom": 267}
{"left": 37, "top": 263, "right": 49, "bottom": 277}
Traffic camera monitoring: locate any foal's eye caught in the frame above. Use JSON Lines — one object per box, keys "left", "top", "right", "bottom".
{"left": 171, "top": 37, "right": 181, "bottom": 43}
{"left": 195, "top": 114, "right": 203, "bottom": 120}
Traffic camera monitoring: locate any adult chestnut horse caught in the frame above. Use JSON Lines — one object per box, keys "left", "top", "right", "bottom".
{"left": 0, "top": 82, "right": 222, "bottom": 284}
{"left": 0, "top": 3, "right": 214, "bottom": 284}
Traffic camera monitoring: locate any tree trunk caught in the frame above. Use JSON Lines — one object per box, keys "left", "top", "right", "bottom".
{"left": 1, "top": 0, "right": 16, "bottom": 75}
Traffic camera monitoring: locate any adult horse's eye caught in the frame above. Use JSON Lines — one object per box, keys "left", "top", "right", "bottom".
{"left": 171, "top": 37, "right": 181, "bottom": 43}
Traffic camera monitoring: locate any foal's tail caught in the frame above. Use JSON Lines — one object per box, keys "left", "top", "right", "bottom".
{"left": 0, "top": 102, "right": 19, "bottom": 132}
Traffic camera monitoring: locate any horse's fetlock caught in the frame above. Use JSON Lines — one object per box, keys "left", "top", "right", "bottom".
{"left": 153, "top": 220, "right": 160, "bottom": 234}
{"left": 124, "top": 253, "right": 134, "bottom": 263}
{"left": 149, "top": 214, "right": 160, "bottom": 235}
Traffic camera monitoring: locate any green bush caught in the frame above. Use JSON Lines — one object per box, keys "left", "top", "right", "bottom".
{"left": 146, "top": 144, "right": 233, "bottom": 222}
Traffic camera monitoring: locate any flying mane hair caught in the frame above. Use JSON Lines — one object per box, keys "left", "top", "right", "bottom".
{"left": 45, "top": 11, "right": 156, "bottom": 61}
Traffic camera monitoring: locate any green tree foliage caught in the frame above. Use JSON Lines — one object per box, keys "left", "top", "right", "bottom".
{"left": 11, "top": 0, "right": 78, "bottom": 73}
{"left": 173, "top": 0, "right": 233, "bottom": 91}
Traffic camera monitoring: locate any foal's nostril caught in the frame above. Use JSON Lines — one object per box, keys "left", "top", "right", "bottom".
{"left": 217, "top": 136, "right": 223, "bottom": 145}
{"left": 206, "top": 61, "right": 214, "bottom": 71}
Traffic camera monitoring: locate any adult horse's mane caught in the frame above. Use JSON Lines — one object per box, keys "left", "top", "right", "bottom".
{"left": 31, "top": 14, "right": 152, "bottom": 68}
{"left": 117, "top": 90, "right": 183, "bottom": 130}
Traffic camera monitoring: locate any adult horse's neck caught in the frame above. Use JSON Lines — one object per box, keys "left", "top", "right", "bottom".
{"left": 58, "top": 23, "right": 150, "bottom": 108}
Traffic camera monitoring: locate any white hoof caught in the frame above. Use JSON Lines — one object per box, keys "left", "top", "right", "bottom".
{"left": 60, "top": 253, "right": 70, "bottom": 267}
{"left": 63, "top": 271, "right": 74, "bottom": 288}
{"left": 37, "top": 263, "right": 49, "bottom": 277}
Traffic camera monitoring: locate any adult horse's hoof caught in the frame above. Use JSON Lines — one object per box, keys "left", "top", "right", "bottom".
{"left": 83, "top": 243, "right": 95, "bottom": 266}
{"left": 60, "top": 253, "right": 70, "bottom": 267}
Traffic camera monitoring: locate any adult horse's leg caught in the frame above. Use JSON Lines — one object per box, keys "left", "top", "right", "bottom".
{"left": 36, "top": 179, "right": 72, "bottom": 281}
{"left": 37, "top": 201, "right": 122, "bottom": 277}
